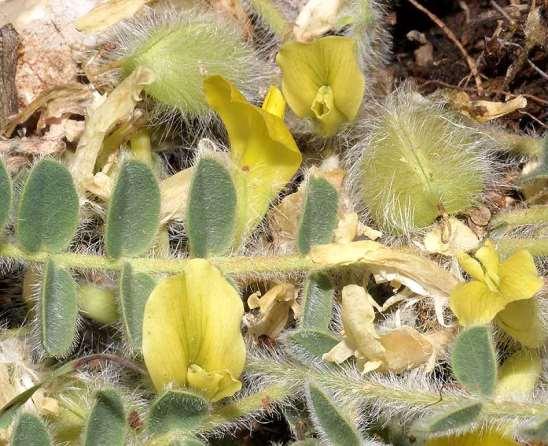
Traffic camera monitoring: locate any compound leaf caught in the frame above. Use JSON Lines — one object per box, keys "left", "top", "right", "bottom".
{"left": 120, "top": 262, "right": 155, "bottom": 352}
{"left": 11, "top": 413, "right": 52, "bottom": 446}
{"left": 148, "top": 390, "right": 209, "bottom": 436}
{"left": 0, "top": 158, "right": 11, "bottom": 231}
{"left": 305, "top": 382, "right": 361, "bottom": 446}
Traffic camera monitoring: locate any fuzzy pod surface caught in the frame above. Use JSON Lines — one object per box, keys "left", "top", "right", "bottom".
{"left": 115, "top": 9, "right": 266, "bottom": 117}
{"left": 353, "top": 89, "right": 490, "bottom": 234}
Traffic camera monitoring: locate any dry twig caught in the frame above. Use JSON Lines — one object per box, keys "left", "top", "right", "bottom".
{"left": 407, "top": 0, "right": 484, "bottom": 95}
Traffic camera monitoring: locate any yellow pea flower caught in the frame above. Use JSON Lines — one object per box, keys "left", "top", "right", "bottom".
{"left": 275, "top": 36, "right": 365, "bottom": 136}
{"left": 203, "top": 76, "right": 302, "bottom": 241}
{"left": 142, "top": 259, "right": 246, "bottom": 402}
{"left": 449, "top": 240, "right": 543, "bottom": 326}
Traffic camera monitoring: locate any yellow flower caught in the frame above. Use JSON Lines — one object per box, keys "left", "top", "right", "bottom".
{"left": 449, "top": 240, "right": 543, "bottom": 326}
{"left": 276, "top": 36, "right": 365, "bottom": 136}
{"left": 142, "top": 259, "right": 246, "bottom": 402}
{"left": 203, "top": 76, "right": 302, "bottom": 241}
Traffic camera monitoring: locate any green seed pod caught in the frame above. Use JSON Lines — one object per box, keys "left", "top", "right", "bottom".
{"left": 77, "top": 284, "right": 119, "bottom": 326}
{"left": 352, "top": 89, "right": 492, "bottom": 234}
{"left": 112, "top": 8, "right": 268, "bottom": 118}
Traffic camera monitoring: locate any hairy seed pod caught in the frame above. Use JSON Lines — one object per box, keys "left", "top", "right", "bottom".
{"left": 350, "top": 88, "right": 493, "bottom": 235}
{"left": 110, "top": 8, "right": 269, "bottom": 119}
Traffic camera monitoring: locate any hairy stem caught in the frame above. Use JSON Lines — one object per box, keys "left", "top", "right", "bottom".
{"left": 0, "top": 242, "right": 314, "bottom": 274}
{"left": 198, "top": 385, "right": 291, "bottom": 433}
{"left": 496, "top": 238, "right": 548, "bottom": 257}
{"left": 246, "top": 357, "right": 548, "bottom": 422}
{"left": 490, "top": 205, "right": 548, "bottom": 229}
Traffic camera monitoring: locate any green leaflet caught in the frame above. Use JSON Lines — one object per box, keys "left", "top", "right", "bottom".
{"left": 120, "top": 262, "right": 155, "bottom": 352}
{"left": 300, "top": 273, "right": 334, "bottom": 331}
{"left": 305, "top": 382, "right": 361, "bottom": 446}
{"left": 297, "top": 177, "right": 338, "bottom": 254}
{"left": 287, "top": 274, "right": 337, "bottom": 364}
{"left": 148, "top": 390, "right": 209, "bottom": 436}
{"left": 187, "top": 157, "right": 236, "bottom": 258}
{"left": 286, "top": 330, "right": 339, "bottom": 364}
{"left": 0, "top": 158, "right": 11, "bottom": 231}
{"left": 105, "top": 160, "right": 160, "bottom": 259}
{"left": 11, "top": 413, "right": 52, "bottom": 446}
{"left": 16, "top": 159, "right": 79, "bottom": 253}
{"left": 84, "top": 390, "right": 127, "bottom": 446}
{"left": 522, "top": 415, "right": 548, "bottom": 441}
{"left": 41, "top": 260, "right": 78, "bottom": 358}
{"left": 451, "top": 326, "right": 497, "bottom": 397}
{"left": 412, "top": 402, "right": 483, "bottom": 436}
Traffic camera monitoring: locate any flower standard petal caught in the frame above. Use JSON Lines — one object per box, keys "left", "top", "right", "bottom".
{"left": 276, "top": 36, "right": 365, "bottom": 136}
{"left": 142, "top": 274, "right": 189, "bottom": 391}
{"left": 142, "top": 259, "right": 246, "bottom": 400}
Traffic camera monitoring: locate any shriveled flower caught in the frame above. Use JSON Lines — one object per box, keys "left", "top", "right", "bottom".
{"left": 142, "top": 259, "right": 246, "bottom": 402}
{"left": 203, "top": 75, "right": 302, "bottom": 240}
{"left": 276, "top": 36, "right": 365, "bottom": 136}
{"left": 449, "top": 240, "right": 543, "bottom": 326}
{"left": 323, "top": 285, "right": 449, "bottom": 373}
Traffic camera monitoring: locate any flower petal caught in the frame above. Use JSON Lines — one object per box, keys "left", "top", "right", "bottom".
{"left": 340, "top": 285, "right": 385, "bottom": 359}
{"left": 457, "top": 252, "right": 484, "bottom": 282}
{"left": 276, "top": 36, "right": 365, "bottom": 136}
{"left": 475, "top": 240, "right": 500, "bottom": 288}
{"left": 142, "top": 259, "right": 246, "bottom": 394}
{"left": 187, "top": 364, "right": 242, "bottom": 402}
{"left": 495, "top": 349, "right": 541, "bottom": 400}
{"left": 203, "top": 76, "right": 302, "bottom": 237}
{"left": 499, "top": 249, "right": 543, "bottom": 301}
{"left": 449, "top": 281, "right": 502, "bottom": 326}
{"left": 496, "top": 298, "right": 547, "bottom": 348}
